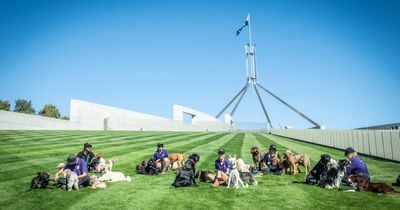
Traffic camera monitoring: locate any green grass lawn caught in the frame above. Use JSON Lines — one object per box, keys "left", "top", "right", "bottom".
{"left": 0, "top": 131, "right": 399, "bottom": 210}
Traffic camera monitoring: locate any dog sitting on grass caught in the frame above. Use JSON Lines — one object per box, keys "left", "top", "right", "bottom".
{"left": 172, "top": 154, "right": 200, "bottom": 187}
{"left": 63, "top": 169, "right": 79, "bottom": 191}
{"left": 319, "top": 159, "right": 348, "bottom": 189}
{"left": 250, "top": 146, "right": 266, "bottom": 171}
{"left": 227, "top": 155, "right": 248, "bottom": 189}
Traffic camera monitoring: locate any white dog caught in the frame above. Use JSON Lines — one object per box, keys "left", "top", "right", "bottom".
{"left": 227, "top": 155, "right": 248, "bottom": 189}
{"left": 98, "top": 157, "right": 118, "bottom": 173}
{"left": 98, "top": 171, "right": 131, "bottom": 182}
{"left": 63, "top": 169, "right": 79, "bottom": 191}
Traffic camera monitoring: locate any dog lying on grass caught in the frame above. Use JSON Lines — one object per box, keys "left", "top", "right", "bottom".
{"left": 90, "top": 175, "right": 107, "bottom": 189}
{"left": 168, "top": 153, "right": 184, "bottom": 172}
{"left": 63, "top": 169, "right": 79, "bottom": 191}
{"left": 349, "top": 174, "right": 397, "bottom": 194}
{"left": 227, "top": 155, "right": 248, "bottom": 189}
{"left": 195, "top": 170, "right": 213, "bottom": 183}
{"left": 98, "top": 171, "right": 131, "bottom": 182}
{"left": 136, "top": 159, "right": 160, "bottom": 175}
{"left": 285, "top": 150, "right": 311, "bottom": 175}
{"left": 28, "top": 172, "right": 54, "bottom": 191}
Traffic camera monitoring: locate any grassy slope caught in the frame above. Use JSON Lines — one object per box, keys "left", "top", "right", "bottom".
{"left": 0, "top": 131, "right": 399, "bottom": 210}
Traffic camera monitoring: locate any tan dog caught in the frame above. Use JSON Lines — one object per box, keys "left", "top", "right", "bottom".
{"left": 104, "top": 157, "right": 118, "bottom": 172}
{"left": 168, "top": 153, "right": 184, "bottom": 171}
{"left": 90, "top": 175, "right": 107, "bottom": 189}
{"left": 285, "top": 150, "right": 311, "bottom": 175}
{"left": 236, "top": 158, "right": 250, "bottom": 173}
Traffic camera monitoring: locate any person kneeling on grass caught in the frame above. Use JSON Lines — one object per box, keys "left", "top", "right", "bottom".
{"left": 58, "top": 154, "right": 90, "bottom": 188}
{"left": 207, "top": 148, "right": 229, "bottom": 187}
{"left": 153, "top": 142, "right": 170, "bottom": 174}
{"left": 77, "top": 143, "right": 96, "bottom": 172}
{"left": 344, "top": 147, "right": 370, "bottom": 185}
{"left": 262, "top": 144, "right": 282, "bottom": 175}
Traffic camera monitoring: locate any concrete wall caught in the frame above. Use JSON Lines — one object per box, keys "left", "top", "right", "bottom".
{"left": 0, "top": 110, "right": 82, "bottom": 130}
{"left": 271, "top": 129, "right": 400, "bottom": 162}
{"left": 0, "top": 100, "right": 231, "bottom": 131}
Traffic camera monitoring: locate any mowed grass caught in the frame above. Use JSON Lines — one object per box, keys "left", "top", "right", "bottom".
{"left": 0, "top": 131, "right": 399, "bottom": 210}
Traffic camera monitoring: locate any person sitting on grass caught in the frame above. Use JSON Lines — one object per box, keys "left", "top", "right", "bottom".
{"left": 344, "top": 147, "right": 370, "bottom": 183}
{"left": 262, "top": 144, "right": 282, "bottom": 175}
{"left": 77, "top": 143, "right": 96, "bottom": 172}
{"left": 58, "top": 154, "right": 90, "bottom": 188}
{"left": 208, "top": 148, "right": 229, "bottom": 187}
{"left": 153, "top": 142, "right": 170, "bottom": 174}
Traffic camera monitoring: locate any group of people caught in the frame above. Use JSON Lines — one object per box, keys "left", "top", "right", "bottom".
{"left": 54, "top": 140, "right": 371, "bottom": 190}
{"left": 55, "top": 143, "right": 97, "bottom": 188}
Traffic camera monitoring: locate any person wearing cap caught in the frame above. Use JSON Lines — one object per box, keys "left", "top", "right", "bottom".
{"left": 153, "top": 142, "right": 170, "bottom": 174}
{"left": 58, "top": 154, "right": 90, "bottom": 188}
{"left": 262, "top": 144, "right": 282, "bottom": 175}
{"left": 344, "top": 147, "right": 370, "bottom": 182}
{"left": 209, "top": 148, "right": 229, "bottom": 187}
{"left": 77, "top": 143, "right": 96, "bottom": 172}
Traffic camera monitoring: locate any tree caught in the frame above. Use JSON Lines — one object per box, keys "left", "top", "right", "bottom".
{"left": 39, "top": 104, "right": 61, "bottom": 119}
{"left": 60, "top": 116, "right": 70, "bottom": 120}
{"left": 0, "top": 100, "right": 11, "bottom": 111}
{"left": 14, "top": 99, "right": 35, "bottom": 114}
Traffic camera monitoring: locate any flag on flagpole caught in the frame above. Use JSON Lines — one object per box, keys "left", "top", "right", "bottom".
{"left": 236, "top": 15, "right": 250, "bottom": 36}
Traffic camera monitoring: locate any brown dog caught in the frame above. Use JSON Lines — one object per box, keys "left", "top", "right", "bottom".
{"left": 250, "top": 146, "right": 266, "bottom": 171}
{"left": 168, "top": 153, "right": 184, "bottom": 171}
{"left": 350, "top": 175, "right": 397, "bottom": 194}
{"left": 285, "top": 150, "right": 311, "bottom": 175}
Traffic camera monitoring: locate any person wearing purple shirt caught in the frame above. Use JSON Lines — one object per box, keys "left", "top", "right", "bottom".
{"left": 345, "top": 147, "right": 370, "bottom": 182}
{"left": 57, "top": 154, "right": 91, "bottom": 188}
{"left": 210, "top": 148, "right": 229, "bottom": 187}
{"left": 153, "top": 142, "right": 170, "bottom": 174}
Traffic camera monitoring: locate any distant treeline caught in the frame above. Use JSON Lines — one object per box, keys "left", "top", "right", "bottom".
{"left": 0, "top": 99, "right": 69, "bottom": 120}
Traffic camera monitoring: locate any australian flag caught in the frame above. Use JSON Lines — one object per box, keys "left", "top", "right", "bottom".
{"left": 236, "top": 15, "right": 250, "bottom": 36}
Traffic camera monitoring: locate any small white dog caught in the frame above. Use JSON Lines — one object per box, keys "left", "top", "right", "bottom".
{"left": 98, "top": 157, "right": 118, "bottom": 173}
{"left": 227, "top": 155, "right": 248, "bottom": 189}
{"left": 63, "top": 169, "right": 79, "bottom": 191}
{"left": 98, "top": 171, "right": 131, "bottom": 182}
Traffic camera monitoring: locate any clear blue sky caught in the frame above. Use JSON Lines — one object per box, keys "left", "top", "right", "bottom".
{"left": 0, "top": 0, "right": 399, "bottom": 129}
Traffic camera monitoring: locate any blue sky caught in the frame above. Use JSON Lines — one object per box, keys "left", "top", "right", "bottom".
{"left": 0, "top": 0, "right": 399, "bottom": 129}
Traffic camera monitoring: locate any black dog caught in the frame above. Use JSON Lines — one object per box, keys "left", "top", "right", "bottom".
{"left": 28, "top": 172, "right": 53, "bottom": 191}
{"left": 172, "top": 154, "right": 200, "bottom": 187}
{"left": 195, "top": 170, "right": 212, "bottom": 183}
{"left": 306, "top": 154, "right": 331, "bottom": 184}
{"left": 135, "top": 159, "right": 159, "bottom": 175}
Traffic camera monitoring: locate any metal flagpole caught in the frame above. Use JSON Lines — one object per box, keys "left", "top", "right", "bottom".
{"left": 215, "top": 83, "right": 248, "bottom": 118}
{"left": 230, "top": 83, "right": 249, "bottom": 116}
{"left": 254, "top": 84, "right": 273, "bottom": 129}
{"left": 256, "top": 83, "right": 320, "bottom": 128}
